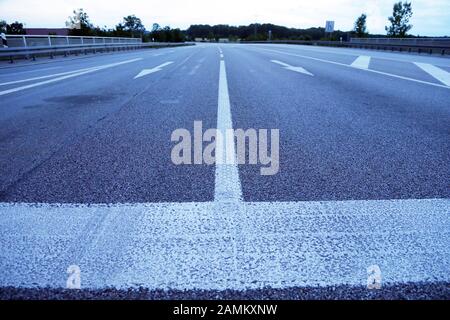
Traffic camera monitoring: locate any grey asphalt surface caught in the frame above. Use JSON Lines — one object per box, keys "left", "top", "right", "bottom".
{"left": 0, "top": 46, "right": 217, "bottom": 203}
{"left": 1, "top": 44, "right": 449, "bottom": 203}
{"left": 0, "top": 43, "right": 449, "bottom": 300}
{"left": 1, "top": 282, "right": 449, "bottom": 300}
{"left": 226, "top": 44, "right": 450, "bottom": 201}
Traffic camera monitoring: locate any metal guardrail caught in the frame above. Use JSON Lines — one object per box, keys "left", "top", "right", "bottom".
{"left": 347, "top": 38, "right": 450, "bottom": 56}
{"left": 0, "top": 41, "right": 193, "bottom": 63}
{"left": 242, "top": 39, "right": 450, "bottom": 56}
{"left": 350, "top": 37, "right": 450, "bottom": 47}
{"left": 3, "top": 34, "right": 141, "bottom": 48}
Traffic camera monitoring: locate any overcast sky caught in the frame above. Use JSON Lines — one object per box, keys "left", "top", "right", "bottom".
{"left": 1, "top": 0, "right": 449, "bottom": 36}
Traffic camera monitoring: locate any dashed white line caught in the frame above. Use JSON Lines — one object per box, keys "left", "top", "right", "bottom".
{"left": 351, "top": 55, "right": 371, "bottom": 69}
{"left": 414, "top": 62, "right": 450, "bottom": 87}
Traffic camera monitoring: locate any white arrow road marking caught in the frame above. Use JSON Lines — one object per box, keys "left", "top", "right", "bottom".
{"left": 271, "top": 60, "right": 314, "bottom": 76}
{"left": 0, "top": 199, "right": 448, "bottom": 290}
{"left": 414, "top": 63, "right": 450, "bottom": 87}
{"left": 262, "top": 48, "right": 450, "bottom": 90}
{"left": 351, "top": 56, "right": 371, "bottom": 69}
{"left": 134, "top": 61, "right": 174, "bottom": 79}
{"left": 0, "top": 58, "right": 143, "bottom": 96}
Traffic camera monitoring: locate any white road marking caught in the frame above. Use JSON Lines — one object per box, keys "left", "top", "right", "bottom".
{"left": 188, "top": 64, "right": 201, "bottom": 76}
{"left": 134, "top": 61, "right": 174, "bottom": 79}
{"left": 262, "top": 48, "right": 450, "bottom": 90}
{"left": 0, "top": 66, "right": 62, "bottom": 77}
{"left": 0, "top": 199, "right": 448, "bottom": 290}
{"left": 178, "top": 52, "right": 197, "bottom": 67}
{"left": 414, "top": 63, "right": 450, "bottom": 87}
{"left": 271, "top": 60, "right": 314, "bottom": 76}
{"left": 0, "top": 66, "right": 108, "bottom": 86}
{"left": 250, "top": 43, "right": 450, "bottom": 68}
{"left": 215, "top": 60, "right": 243, "bottom": 202}
{"left": 0, "top": 58, "right": 142, "bottom": 96}
{"left": 160, "top": 99, "right": 180, "bottom": 105}
{"left": 351, "top": 56, "right": 371, "bottom": 69}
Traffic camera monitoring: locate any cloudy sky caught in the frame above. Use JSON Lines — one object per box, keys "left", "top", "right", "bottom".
{"left": 1, "top": 0, "right": 449, "bottom": 36}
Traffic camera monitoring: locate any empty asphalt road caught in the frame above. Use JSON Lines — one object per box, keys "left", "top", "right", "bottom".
{"left": 0, "top": 43, "right": 449, "bottom": 299}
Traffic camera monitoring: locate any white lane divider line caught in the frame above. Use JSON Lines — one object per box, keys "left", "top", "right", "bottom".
{"left": 414, "top": 62, "right": 450, "bottom": 87}
{"left": 134, "top": 61, "right": 174, "bottom": 79}
{"left": 262, "top": 48, "right": 450, "bottom": 90}
{"left": 271, "top": 60, "right": 314, "bottom": 76}
{"left": 351, "top": 56, "right": 371, "bottom": 69}
{"left": 0, "top": 65, "right": 110, "bottom": 87}
{"left": 214, "top": 60, "right": 243, "bottom": 203}
{"left": 0, "top": 58, "right": 142, "bottom": 97}
{"left": 178, "top": 52, "right": 197, "bottom": 67}
{"left": 0, "top": 66, "right": 62, "bottom": 77}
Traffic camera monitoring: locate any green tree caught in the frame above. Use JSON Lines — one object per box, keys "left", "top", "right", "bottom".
{"left": 0, "top": 20, "right": 7, "bottom": 33}
{"left": 385, "top": 1, "right": 413, "bottom": 37}
{"left": 152, "top": 23, "right": 161, "bottom": 32}
{"left": 114, "top": 23, "right": 129, "bottom": 37}
{"left": 171, "top": 28, "right": 184, "bottom": 42}
{"left": 66, "top": 9, "right": 94, "bottom": 36}
{"left": 354, "top": 14, "right": 368, "bottom": 37}
{"left": 122, "top": 15, "right": 145, "bottom": 38}
{"left": 163, "top": 26, "right": 172, "bottom": 42}
{"left": 6, "top": 21, "right": 26, "bottom": 34}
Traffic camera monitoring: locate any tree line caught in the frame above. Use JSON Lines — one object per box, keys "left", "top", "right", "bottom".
{"left": 0, "top": 2, "right": 432, "bottom": 41}
{"left": 188, "top": 1, "right": 415, "bottom": 41}
{"left": 0, "top": 21, "right": 26, "bottom": 34}
{"left": 186, "top": 24, "right": 349, "bottom": 41}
